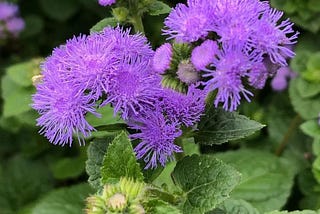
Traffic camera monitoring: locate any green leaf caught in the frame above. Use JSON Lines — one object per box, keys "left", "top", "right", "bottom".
{"left": 265, "top": 210, "right": 318, "bottom": 214}
{"left": 215, "top": 199, "right": 260, "bottom": 214}
{"left": 215, "top": 149, "right": 295, "bottom": 213}
{"left": 50, "top": 155, "right": 86, "bottom": 180}
{"left": 300, "top": 120, "right": 320, "bottom": 138}
{"left": 195, "top": 107, "right": 264, "bottom": 145}
{"left": 148, "top": 1, "right": 171, "bottom": 16}
{"left": 172, "top": 155, "right": 241, "bottom": 214}
{"left": 31, "top": 183, "right": 93, "bottom": 214}
{"left": 86, "top": 104, "right": 123, "bottom": 128}
{"left": 39, "top": 0, "right": 80, "bottom": 21}
{"left": 100, "top": 131, "right": 143, "bottom": 184}
{"left": 312, "top": 156, "right": 320, "bottom": 183}
{"left": 6, "top": 58, "right": 42, "bottom": 87}
{"left": 289, "top": 78, "right": 320, "bottom": 120}
{"left": 297, "top": 78, "right": 320, "bottom": 98}
{"left": 152, "top": 161, "right": 178, "bottom": 193}
{"left": 85, "top": 137, "right": 114, "bottom": 190}
{"left": 0, "top": 156, "right": 53, "bottom": 213}
{"left": 90, "top": 17, "right": 118, "bottom": 33}
{"left": 144, "top": 199, "right": 182, "bottom": 214}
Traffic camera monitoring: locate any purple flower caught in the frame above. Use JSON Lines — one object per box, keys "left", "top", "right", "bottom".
{"left": 98, "top": 0, "right": 116, "bottom": 6}
{"left": 40, "top": 34, "right": 117, "bottom": 100}
{"left": 102, "top": 27, "right": 154, "bottom": 63}
{"left": 33, "top": 27, "right": 157, "bottom": 145}
{"left": 247, "top": 62, "right": 269, "bottom": 89}
{"left": 32, "top": 75, "right": 97, "bottom": 146}
{"left": 177, "top": 60, "right": 200, "bottom": 84}
{"left": 160, "top": 85, "right": 206, "bottom": 127}
{"left": 102, "top": 57, "right": 162, "bottom": 119}
{"left": 191, "top": 40, "right": 218, "bottom": 70}
{"left": 163, "top": 3, "right": 214, "bottom": 43}
{"left": 129, "top": 108, "right": 182, "bottom": 169}
{"left": 213, "top": 0, "right": 268, "bottom": 49}
{"left": 0, "top": 2, "right": 18, "bottom": 20}
{"left": 203, "top": 46, "right": 254, "bottom": 111}
{"left": 250, "top": 8, "right": 299, "bottom": 66}
{"left": 153, "top": 43, "right": 173, "bottom": 74}
{"left": 271, "top": 66, "right": 296, "bottom": 91}
{"left": 5, "top": 17, "right": 25, "bottom": 36}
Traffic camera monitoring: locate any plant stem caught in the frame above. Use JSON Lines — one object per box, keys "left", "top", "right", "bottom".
{"left": 174, "top": 138, "right": 185, "bottom": 161}
{"left": 275, "top": 114, "right": 302, "bottom": 156}
{"left": 131, "top": 15, "right": 144, "bottom": 34}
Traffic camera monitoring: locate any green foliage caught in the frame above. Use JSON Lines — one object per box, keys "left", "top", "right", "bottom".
{"left": 49, "top": 152, "right": 87, "bottom": 180}
{"left": 195, "top": 107, "right": 264, "bottom": 145}
{"left": 172, "top": 155, "right": 241, "bottom": 214}
{"left": 31, "top": 183, "right": 93, "bottom": 214}
{"left": 215, "top": 149, "right": 296, "bottom": 213}
{"left": 90, "top": 17, "right": 118, "bottom": 33}
{"left": 0, "top": 156, "right": 53, "bottom": 213}
{"left": 100, "top": 131, "right": 144, "bottom": 184}
{"left": 289, "top": 78, "right": 320, "bottom": 120}
{"left": 143, "top": 199, "right": 182, "bottom": 214}
{"left": 148, "top": 1, "right": 171, "bottom": 16}
{"left": 86, "top": 137, "right": 114, "bottom": 190}
{"left": 212, "top": 199, "right": 260, "bottom": 214}
{"left": 266, "top": 210, "right": 318, "bottom": 214}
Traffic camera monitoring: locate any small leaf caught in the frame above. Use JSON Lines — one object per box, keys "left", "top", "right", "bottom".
{"left": 144, "top": 199, "right": 182, "bottom": 214}
{"left": 31, "top": 183, "right": 93, "bottom": 214}
{"left": 289, "top": 78, "right": 320, "bottom": 120}
{"left": 312, "top": 156, "right": 320, "bottom": 183}
{"left": 195, "top": 107, "right": 264, "bottom": 145}
{"left": 85, "top": 137, "right": 114, "bottom": 190}
{"left": 215, "top": 149, "right": 296, "bottom": 213}
{"left": 148, "top": 1, "right": 171, "bottom": 16}
{"left": 300, "top": 120, "right": 320, "bottom": 138}
{"left": 297, "top": 78, "right": 320, "bottom": 98}
{"left": 215, "top": 199, "right": 260, "bottom": 214}
{"left": 90, "top": 17, "right": 118, "bottom": 33}
{"left": 265, "top": 210, "right": 318, "bottom": 214}
{"left": 86, "top": 104, "right": 123, "bottom": 128}
{"left": 100, "top": 131, "right": 143, "bottom": 184}
{"left": 172, "top": 155, "right": 241, "bottom": 214}
{"left": 50, "top": 156, "right": 86, "bottom": 180}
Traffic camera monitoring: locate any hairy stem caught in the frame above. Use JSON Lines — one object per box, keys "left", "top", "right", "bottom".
{"left": 275, "top": 114, "right": 302, "bottom": 156}
{"left": 131, "top": 15, "right": 145, "bottom": 34}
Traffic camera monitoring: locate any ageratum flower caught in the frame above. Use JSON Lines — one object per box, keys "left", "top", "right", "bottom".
{"left": 191, "top": 40, "right": 218, "bottom": 70}
{"left": 213, "top": 0, "right": 268, "bottom": 49}
{"left": 160, "top": 85, "right": 206, "bottom": 127}
{"left": 163, "top": 2, "right": 214, "bottom": 43}
{"left": 32, "top": 74, "right": 97, "bottom": 146}
{"left": 153, "top": 43, "right": 173, "bottom": 73}
{"left": 102, "top": 57, "right": 162, "bottom": 119}
{"left": 33, "top": 27, "right": 157, "bottom": 145}
{"left": 98, "top": 0, "right": 116, "bottom": 6}
{"left": 250, "top": 8, "right": 299, "bottom": 66}
{"left": 102, "top": 27, "right": 154, "bottom": 63}
{"left": 203, "top": 46, "right": 256, "bottom": 111}
{"left": 176, "top": 60, "right": 200, "bottom": 84}
{"left": 0, "top": 1, "right": 24, "bottom": 38}
{"left": 129, "top": 108, "right": 182, "bottom": 169}
{"left": 0, "top": 2, "right": 18, "bottom": 20}
{"left": 42, "top": 33, "right": 118, "bottom": 100}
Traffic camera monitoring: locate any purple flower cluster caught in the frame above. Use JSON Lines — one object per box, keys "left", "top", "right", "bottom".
{"left": 33, "top": 27, "right": 206, "bottom": 168}
{"left": 163, "top": 0, "right": 298, "bottom": 111}
{"left": 0, "top": 1, "right": 24, "bottom": 39}
{"left": 98, "top": 0, "right": 116, "bottom": 7}
{"left": 33, "top": 27, "right": 157, "bottom": 146}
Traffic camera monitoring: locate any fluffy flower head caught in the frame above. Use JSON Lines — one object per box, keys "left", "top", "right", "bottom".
{"left": 153, "top": 43, "right": 173, "bottom": 73}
